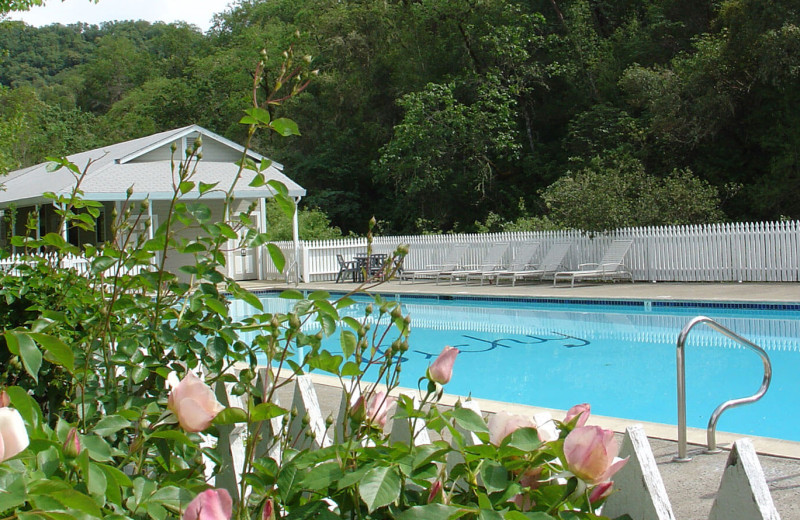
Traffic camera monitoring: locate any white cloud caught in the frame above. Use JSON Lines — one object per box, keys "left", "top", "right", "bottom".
{"left": 9, "top": 0, "right": 235, "bottom": 32}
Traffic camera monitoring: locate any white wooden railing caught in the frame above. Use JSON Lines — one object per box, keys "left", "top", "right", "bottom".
{"left": 0, "top": 252, "right": 151, "bottom": 277}
{"left": 263, "top": 221, "right": 800, "bottom": 283}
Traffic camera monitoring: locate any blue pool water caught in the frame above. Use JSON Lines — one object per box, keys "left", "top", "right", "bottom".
{"left": 233, "top": 292, "right": 800, "bottom": 442}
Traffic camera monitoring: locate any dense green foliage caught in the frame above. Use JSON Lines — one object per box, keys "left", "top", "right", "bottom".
{"left": 2, "top": 0, "right": 799, "bottom": 233}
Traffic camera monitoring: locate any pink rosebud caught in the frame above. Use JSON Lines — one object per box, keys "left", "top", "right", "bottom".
{"left": 168, "top": 372, "right": 225, "bottom": 433}
{"left": 427, "top": 346, "right": 458, "bottom": 384}
{"left": 0, "top": 407, "right": 30, "bottom": 462}
{"left": 0, "top": 390, "right": 10, "bottom": 408}
{"left": 262, "top": 498, "right": 275, "bottom": 520}
{"left": 183, "top": 488, "right": 232, "bottom": 520}
{"left": 487, "top": 411, "right": 536, "bottom": 446}
{"left": 564, "top": 426, "right": 628, "bottom": 484}
{"left": 366, "top": 391, "right": 394, "bottom": 429}
{"left": 63, "top": 427, "right": 81, "bottom": 458}
{"left": 589, "top": 481, "right": 614, "bottom": 504}
{"left": 564, "top": 403, "right": 591, "bottom": 428}
{"left": 428, "top": 480, "right": 443, "bottom": 504}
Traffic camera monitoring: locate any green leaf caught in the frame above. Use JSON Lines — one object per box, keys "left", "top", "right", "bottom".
{"left": 480, "top": 461, "right": 509, "bottom": 493}
{"left": 91, "top": 255, "right": 117, "bottom": 274}
{"left": 213, "top": 407, "right": 249, "bottom": 425}
{"left": 5, "top": 332, "right": 42, "bottom": 382}
{"left": 205, "top": 297, "right": 228, "bottom": 317}
{"left": 179, "top": 181, "right": 195, "bottom": 195}
{"left": 244, "top": 107, "right": 271, "bottom": 126}
{"left": 359, "top": 465, "right": 401, "bottom": 512}
{"left": 478, "top": 509, "right": 505, "bottom": 520}
{"left": 28, "top": 333, "right": 74, "bottom": 372}
{"left": 148, "top": 430, "right": 195, "bottom": 446}
{"left": 5, "top": 386, "right": 42, "bottom": 428}
{"left": 92, "top": 415, "right": 131, "bottom": 437}
{"left": 340, "top": 330, "right": 357, "bottom": 359}
{"left": 248, "top": 172, "right": 266, "bottom": 187}
{"left": 267, "top": 244, "right": 286, "bottom": 273}
{"left": 198, "top": 181, "right": 219, "bottom": 194}
{"left": 251, "top": 402, "right": 287, "bottom": 422}
{"left": 302, "top": 462, "right": 344, "bottom": 491}
{"left": 450, "top": 407, "right": 490, "bottom": 434}
{"left": 395, "top": 504, "right": 473, "bottom": 520}
{"left": 49, "top": 489, "right": 103, "bottom": 517}
{"left": 270, "top": 118, "right": 301, "bottom": 136}
{"left": 504, "top": 512, "right": 557, "bottom": 519}
{"left": 340, "top": 361, "right": 361, "bottom": 377}
{"left": 507, "top": 427, "right": 541, "bottom": 452}
{"left": 280, "top": 289, "right": 304, "bottom": 299}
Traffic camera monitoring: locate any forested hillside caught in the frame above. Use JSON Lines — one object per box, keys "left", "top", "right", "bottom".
{"left": 1, "top": 0, "right": 798, "bottom": 234}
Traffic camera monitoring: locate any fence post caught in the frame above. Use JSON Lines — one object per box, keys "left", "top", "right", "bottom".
{"left": 602, "top": 425, "right": 676, "bottom": 520}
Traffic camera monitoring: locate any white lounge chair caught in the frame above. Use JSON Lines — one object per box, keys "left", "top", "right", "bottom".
{"left": 399, "top": 243, "right": 470, "bottom": 283}
{"left": 439, "top": 242, "right": 511, "bottom": 284}
{"left": 466, "top": 242, "right": 541, "bottom": 286}
{"left": 494, "top": 242, "right": 572, "bottom": 286}
{"left": 553, "top": 239, "right": 634, "bottom": 287}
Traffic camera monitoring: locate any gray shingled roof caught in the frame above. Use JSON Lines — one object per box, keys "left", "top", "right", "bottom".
{"left": 0, "top": 125, "right": 305, "bottom": 207}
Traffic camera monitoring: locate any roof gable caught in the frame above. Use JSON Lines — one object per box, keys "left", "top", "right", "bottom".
{"left": 0, "top": 125, "right": 302, "bottom": 207}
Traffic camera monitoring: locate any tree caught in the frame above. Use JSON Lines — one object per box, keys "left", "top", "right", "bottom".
{"left": 375, "top": 79, "right": 521, "bottom": 232}
{"left": 541, "top": 153, "right": 725, "bottom": 232}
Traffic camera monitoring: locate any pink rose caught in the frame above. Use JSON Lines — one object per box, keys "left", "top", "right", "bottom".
{"left": 589, "top": 481, "right": 614, "bottom": 504}
{"left": 488, "top": 411, "right": 536, "bottom": 445}
{"left": 366, "top": 391, "right": 394, "bottom": 429}
{"left": 183, "top": 488, "right": 232, "bottom": 520}
{"left": 0, "top": 407, "right": 29, "bottom": 462}
{"left": 63, "top": 427, "right": 81, "bottom": 458}
{"left": 564, "top": 426, "right": 628, "bottom": 484}
{"left": 262, "top": 498, "right": 275, "bottom": 520}
{"left": 564, "top": 403, "right": 591, "bottom": 427}
{"left": 428, "top": 480, "right": 443, "bottom": 504}
{"left": 427, "top": 346, "right": 459, "bottom": 384}
{"left": 168, "top": 372, "right": 225, "bottom": 433}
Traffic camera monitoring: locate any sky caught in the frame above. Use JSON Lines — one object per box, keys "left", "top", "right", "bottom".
{"left": 8, "top": 0, "right": 236, "bottom": 32}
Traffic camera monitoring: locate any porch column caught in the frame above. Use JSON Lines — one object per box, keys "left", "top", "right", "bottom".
{"left": 293, "top": 196, "right": 301, "bottom": 283}
{"left": 34, "top": 205, "right": 41, "bottom": 241}
{"left": 59, "top": 203, "right": 68, "bottom": 243}
{"left": 258, "top": 197, "right": 267, "bottom": 280}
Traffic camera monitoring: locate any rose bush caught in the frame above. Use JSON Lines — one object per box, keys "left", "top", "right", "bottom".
{"left": 0, "top": 47, "right": 633, "bottom": 520}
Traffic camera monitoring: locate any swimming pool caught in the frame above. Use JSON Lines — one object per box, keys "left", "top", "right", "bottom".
{"left": 233, "top": 292, "right": 800, "bottom": 442}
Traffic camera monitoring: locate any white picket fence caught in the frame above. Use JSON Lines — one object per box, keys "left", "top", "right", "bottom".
{"left": 209, "top": 370, "right": 782, "bottom": 520}
{"left": 263, "top": 221, "right": 800, "bottom": 283}
{"left": 0, "top": 252, "right": 151, "bottom": 277}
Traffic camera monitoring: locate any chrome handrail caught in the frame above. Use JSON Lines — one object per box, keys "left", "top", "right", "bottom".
{"left": 674, "top": 316, "right": 772, "bottom": 462}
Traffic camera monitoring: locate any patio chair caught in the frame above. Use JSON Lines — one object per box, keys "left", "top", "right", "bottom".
{"left": 399, "top": 243, "right": 470, "bottom": 283}
{"left": 440, "top": 242, "right": 512, "bottom": 285}
{"left": 553, "top": 239, "right": 634, "bottom": 287}
{"left": 494, "top": 242, "right": 573, "bottom": 286}
{"left": 466, "top": 241, "right": 541, "bottom": 286}
{"left": 335, "top": 254, "right": 359, "bottom": 283}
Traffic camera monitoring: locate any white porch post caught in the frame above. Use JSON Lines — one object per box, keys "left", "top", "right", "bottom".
{"left": 293, "top": 196, "right": 301, "bottom": 283}
{"left": 59, "top": 203, "right": 68, "bottom": 243}
{"left": 259, "top": 197, "right": 267, "bottom": 280}
{"left": 34, "top": 205, "right": 41, "bottom": 241}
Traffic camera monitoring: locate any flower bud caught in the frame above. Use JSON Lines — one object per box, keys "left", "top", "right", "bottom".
{"left": 183, "top": 488, "right": 232, "bottom": 520}
{"left": 262, "top": 498, "right": 275, "bottom": 520}
{"left": 365, "top": 304, "right": 373, "bottom": 315}
{"left": 289, "top": 313, "right": 301, "bottom": 330}
{"left": 427, "top": 346, "right": 459, "bottom": 385}
{"left": 63, "top": 427, "right": 81, "bottom": 458}
{"left": 390, "top": 306, "right": 402, "bottom": 320}
{"left": 0, "top": 390, "right": 9, "bottom": 408}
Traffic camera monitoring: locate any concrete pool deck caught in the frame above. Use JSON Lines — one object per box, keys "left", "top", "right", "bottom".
{"left": 242, "top": 279, "right": 800, "bottom": 519}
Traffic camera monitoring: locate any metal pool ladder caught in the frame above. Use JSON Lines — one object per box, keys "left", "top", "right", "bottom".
{"left": 674, "top": 316, "right": 772, "bottom": 462}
